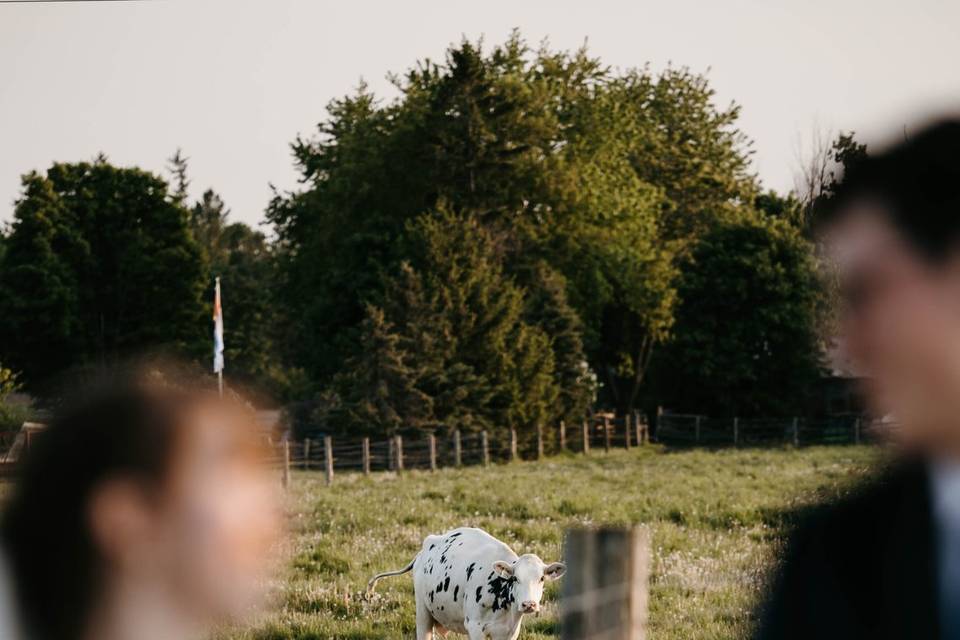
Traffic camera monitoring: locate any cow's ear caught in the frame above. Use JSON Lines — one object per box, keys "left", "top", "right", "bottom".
{"left": 493, "top": 560, "right": 514, "bottom": 578}
{"left": 544, "top": 562, "right": 566, "bottom": 580}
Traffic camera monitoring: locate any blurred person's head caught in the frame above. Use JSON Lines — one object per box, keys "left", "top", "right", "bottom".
{"left": 817, "top": 119, "right": 960, "bottom": 454}
{"left": 0, "top": 367, "right": 281, "bottom": 640}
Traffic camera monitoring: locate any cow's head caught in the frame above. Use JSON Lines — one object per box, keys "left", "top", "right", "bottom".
{"left": 493, "top": 554, "right": 566, "bottom": 614}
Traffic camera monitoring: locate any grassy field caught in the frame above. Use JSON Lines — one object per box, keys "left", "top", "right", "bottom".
{"left": 227, "top": 445, "right": 881, "bottom": 640}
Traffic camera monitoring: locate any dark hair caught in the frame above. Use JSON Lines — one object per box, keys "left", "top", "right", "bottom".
{"left": 816, "top": 119, "right": 960, "bottom": 262}
{"left": 0, "top": 372, "right": 219, "bottom": 640}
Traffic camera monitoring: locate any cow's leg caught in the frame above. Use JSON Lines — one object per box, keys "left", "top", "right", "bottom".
{"left": 464, "top": 619, "right": 486, "bottom": 640}
{"left": 415, "top": 599, "right": 434, "bottom": 640}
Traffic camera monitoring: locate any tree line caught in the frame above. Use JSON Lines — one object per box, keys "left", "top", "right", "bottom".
{"left": 0, "top": 34, "right": 860, "bottom": 439}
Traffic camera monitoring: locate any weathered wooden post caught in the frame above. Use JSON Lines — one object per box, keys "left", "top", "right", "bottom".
{"left": 603, "top": 415, "right": 611, "bottom": 453}
{"left": 454, "top": 429, "right": 462, "bottom": 467}
{"left": 362, "top": 437, "right": 371, "bottom": 476}
{"left": 537, "top": 423, "right": 544, "bottom": 460}
{"left": 854, "top": 417, "right": 862, "bottom": 444}
{"left": 559, "top": 420, "right": 567, "bottom": 452}
{"left": 792, "top": 417, "right": 800, "bottom": 447}
{"left": 624, "top": 414, "right": 632, "bottom": 450}
{"left": 281, "top": 439, "right": 290, "bottom": 490}
{"left": 303, "top": 438, "right": 312, "bottom": 470}
{"left": 324, "top": 436, "right": 334, "bottom": 486}
{"left": 481, "top": 431, "right": 490, "bottom": 467}
{"left": 582, "top": 420, "right": 590, "bottom": 455}
{"left": 733, "top": 417, "right": 739, "bottom": 446}
{"left": 635, "top": 411, "right": 644, "bottom": 446}
{"left": 510, "top": 428, "right": 518, "bottom": 462}
{"left": 429, "top": 433, "right": 437, "bottom": 471}
{"left": 561, "top": 527, "right": 650, "bottom": 640}
{"left": 395, "top": 435, "right": 404, "bottom": 473}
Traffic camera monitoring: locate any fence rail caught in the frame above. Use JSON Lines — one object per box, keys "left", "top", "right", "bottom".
{"left": 655, "top": 413, "right": 879, "bottom": 447}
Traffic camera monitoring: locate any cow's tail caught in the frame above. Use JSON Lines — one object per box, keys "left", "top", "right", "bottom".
{"left": 366, "top": 554, "right": 418, "bottom": 595}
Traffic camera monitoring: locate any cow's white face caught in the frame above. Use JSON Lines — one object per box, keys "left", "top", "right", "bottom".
{"left": 493, "top": 554, "right": 566, "bottom": 614}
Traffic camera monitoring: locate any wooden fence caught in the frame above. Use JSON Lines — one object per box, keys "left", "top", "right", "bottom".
{"left": 274, "top": 412, "right": 650, "bottom": 487}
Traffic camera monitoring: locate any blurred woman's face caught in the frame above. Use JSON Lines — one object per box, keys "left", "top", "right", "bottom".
{"left": 158, "top": 403, "right": 281, "bottom": 623}
{"left": 102, "top": 401, "right": 282, "bottom": 629}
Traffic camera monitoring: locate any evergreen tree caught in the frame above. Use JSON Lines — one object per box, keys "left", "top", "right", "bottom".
{"left": 167, "top": 148, "right": 191, "bottom": 207}
{"left": 521, "top": 262, "right": 595, "bottom": 424}
{"left": 190, "top": 189, "right": 229, "bottom": 266}
{"left": 333, "top": 305, "right": 432, "bottom": 436}
{"left": 0, "top": 159, "right": 206, "bottom": 390}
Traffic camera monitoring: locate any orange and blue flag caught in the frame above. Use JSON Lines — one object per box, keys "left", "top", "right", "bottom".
{"left": 213, "top": 277, "right": 224, "bottom": 373}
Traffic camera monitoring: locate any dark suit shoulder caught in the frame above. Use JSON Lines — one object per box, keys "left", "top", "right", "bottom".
{"left": 755, "top": 458, "right": 935, "bottom": 640}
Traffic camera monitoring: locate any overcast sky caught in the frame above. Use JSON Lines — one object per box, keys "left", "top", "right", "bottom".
{"left": 2, "top": 0, "right": 959, "bottom": 229}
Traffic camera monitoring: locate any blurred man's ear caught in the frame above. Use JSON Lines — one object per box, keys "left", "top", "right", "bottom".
{"left": 88, "top": 479, "right": 155, "bottom": 566}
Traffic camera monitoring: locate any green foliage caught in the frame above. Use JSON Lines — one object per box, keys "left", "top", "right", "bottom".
{"left": 0, "top": 363, "right": 27, "bottom": 434}
{"left": 650, "top": 214, "right": 825, "bottom": 416}
{"left": 755, "top": 189, "right": 804, "bottom": 228}
{"left": 0, "top": 158, "right": 206, "bottom": 390}
{"left": 269, "top": 33, "right": 761, "bottom": 423}
{"left": 613, "top": 66, "right": 758, "bottom": 244}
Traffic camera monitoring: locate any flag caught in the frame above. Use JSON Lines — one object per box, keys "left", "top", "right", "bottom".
{"left": 213, "top": 277, "right": 224, "bottom": 373}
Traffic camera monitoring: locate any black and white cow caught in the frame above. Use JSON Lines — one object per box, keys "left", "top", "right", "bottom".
{"left": 367, "top": 527, "right": 566, "bottom": 640}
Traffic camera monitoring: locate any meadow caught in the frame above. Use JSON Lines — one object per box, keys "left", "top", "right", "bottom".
{"left": 228, "top": 445, "right": 881, "bottom": 640}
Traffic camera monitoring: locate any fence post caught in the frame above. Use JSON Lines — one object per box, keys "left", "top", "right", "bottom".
{"left": 303, "top": 438, "right": 312, "bottom": 470}
{"left": 537, "top": 423, "right": 544, "bottom": 460}
{"left": 388, "top": 437, "right": 395, "bottom": 471}
{"left": 603, "top": 415, "right": 611, "bottom": 453}
{"left": 362, "top": 437, "right": 371, "bottom": 476}
{"left": 655, "top": 406, "right": 663, "bottom": 440}
{"left": 561, "top": 527, "right": 650, "bottom": 640}
{"left": 695, "top": 416, "right": 701, "bottom": 444}
{"left": 454, "top": 429, "right": 462, "bottom": 467}
{"left": 395, "top": 435, "right": 404, "bottom": 473}
{"left": 792, "top": 417, "right": 799, "bottom": 447}
{"left": 582, "top": 420, "right": 590, "bottom": 455}
{"left": 733, "top": 417, "right": 739, "bottom": 446}
{"left": 429, "top": 433, "right": 437, "bottom": 471}
{"left": 324, "top": 436, "right": 334, "bottom": 486}
{"left": 635, "top": 411, "right": 644, "bottom": 446}
{"left": 854, "top": 417, "right": 861, "bottom": 444}
{"left": 510, "top": 428, "right": 518, "bottom": 461}
{"left": 481, "top": 431, "right": 490, "bottom": 467}
{"left": 282, "top": 439, "right": 290, "bottom": 490}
